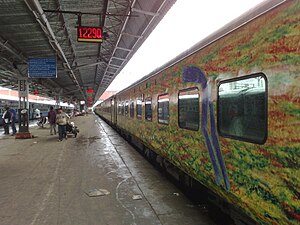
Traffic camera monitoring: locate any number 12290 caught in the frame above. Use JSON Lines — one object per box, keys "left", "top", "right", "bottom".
{"left": 78, "top": 27, "right": 103, "bottom": 41}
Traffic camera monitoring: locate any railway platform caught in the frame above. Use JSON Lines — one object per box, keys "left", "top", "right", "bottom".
{"left": 0, "top": 113, "right": 217, "bottom": 225}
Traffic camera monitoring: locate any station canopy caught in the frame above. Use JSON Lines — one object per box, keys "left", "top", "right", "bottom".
{"left": 0, "top": 0, "right": 176, "bottom": 104}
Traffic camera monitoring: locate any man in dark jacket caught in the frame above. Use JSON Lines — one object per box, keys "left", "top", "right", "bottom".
{"left": 9, "top": 107, "right": 17, "bottom": 136}
{"left": 47, "top": 106, "right": 56, "bottom": 135}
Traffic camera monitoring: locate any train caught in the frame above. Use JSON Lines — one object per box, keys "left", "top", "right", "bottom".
{"left": 0, "top": 98, "right": 73, "bottom": 126}
{"left": 94, "top": 0, "right": 300, "bottom": 224}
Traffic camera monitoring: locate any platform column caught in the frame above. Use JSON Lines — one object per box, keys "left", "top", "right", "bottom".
{"left": 16, "top": 79, "right": 32, "bottom": 139}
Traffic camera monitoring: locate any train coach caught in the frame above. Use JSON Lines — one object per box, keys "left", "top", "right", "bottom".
{"left": 0, "top": 98, "right": 73, "bottom": 126}
{"left": 95, "top": 0, "right": 300, "bottom": 224}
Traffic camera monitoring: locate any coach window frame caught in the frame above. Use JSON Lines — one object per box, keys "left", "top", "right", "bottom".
{"left": 217, "top": 72, "right": 268, "bottom": 144}
{"left": 178, "top": 87, "right": 200, "bottom": 131}
{"left": 157, "top": 93, "right": 170, "bottom": 125}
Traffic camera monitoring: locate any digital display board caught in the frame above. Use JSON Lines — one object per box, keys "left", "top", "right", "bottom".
{"left": 77, "top": 26, "right": 103, "bottom": 43}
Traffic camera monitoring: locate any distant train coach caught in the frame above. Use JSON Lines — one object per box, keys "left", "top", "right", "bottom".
{"left": 0, "top": 98, "right": 73, "bottom": 126}
{"left": 95, "top": 1, "right": 300, "bottom": 225}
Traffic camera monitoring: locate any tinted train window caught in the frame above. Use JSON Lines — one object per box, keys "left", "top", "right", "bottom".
{"left": 178, "top": 88, "right": 199, "bottom": 130}
{"left": 158, "top": 94, "right": 169, "bottom": 125}
{"left": 130, "top": 102, "right": 134, "bottom": 118}
{"left": 217, "top": 73, "right": 267, "bottom": 144}
{"left": 136, "top": 99, "right": 142, "bottom": 119}
{"left": 145, "top": 97, "right": 152, "bottom": 121}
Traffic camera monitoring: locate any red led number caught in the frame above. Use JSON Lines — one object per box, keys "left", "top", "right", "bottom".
{"left": 79, "top": 27, "right": 102, "bottom": 39}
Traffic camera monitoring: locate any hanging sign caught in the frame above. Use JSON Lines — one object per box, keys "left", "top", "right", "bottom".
{"left": 28, "top": 58, "right": 57, "bottom": 78}
{"left": 77, "top": 26, "right": 103, "bottom": 43}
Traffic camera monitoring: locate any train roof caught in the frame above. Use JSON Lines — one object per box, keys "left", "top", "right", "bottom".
{"left": 0, "top": 95, "right": 74, "bottom": 108}
{"left": 116, "top": 0, "right": 284, "bottom": 96}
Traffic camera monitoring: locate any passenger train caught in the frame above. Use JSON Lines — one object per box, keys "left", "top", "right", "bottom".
{"left": 0, "top": 98, "right": 73, "bottom": 126}
{"left": 95, "top": 0, "right": 300, "bottom": 224}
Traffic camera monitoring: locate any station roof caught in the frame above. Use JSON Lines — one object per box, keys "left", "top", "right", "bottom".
{"left": 0, "top": 0, "right": 176, "bottom": 105}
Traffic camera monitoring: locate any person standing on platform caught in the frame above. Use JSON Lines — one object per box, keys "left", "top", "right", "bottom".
{"left": 47, "top": 106, "right": 57, "bottom": 135}
{"left": 56, "top": 107, "right": 69, "bottom": 141}
{"left": 9, "top": 107, "right": 17, "bottom": 136}
{"left": 2, "top": 106, "right": 11, "bottom": 135}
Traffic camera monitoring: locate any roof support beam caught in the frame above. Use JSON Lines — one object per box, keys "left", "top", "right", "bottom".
{"left": 131, "top": 8, "right": 158, "bottom": 17}
{"left": 0, "top": 38, "right": 26, "bottom": 63}
{"left": 111, "top": 56, "right": 125, "bottom": 61}
{"left": 108, "top": 64, "right": 120, "bottom": 68}
{"left": 74, "top": 61, "right": 106, "bottom": 70}
{"left": 116, "top": 46, "right": 132, "bottom": 52}
{"left": 122, "top": 32, "right": 142, "bottom": 38}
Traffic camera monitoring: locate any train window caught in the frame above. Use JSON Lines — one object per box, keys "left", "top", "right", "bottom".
{"left": 130, "top": 102, "right": 134, "bottom": 118}
{"left": 136, "top": 99, "right": 142, "bottom": 119}
{"left": 118, "top": 102, "right": 122, "bottom": 115}
{"left": 145, "top": 97, "right": 152, "bottom": 121}
{"left": 158, "top": 94, "right": 169, "bottom": 125}
{"left": 125, "top": 101, "right": 129, "bottom": 116}
{"left": 217, "top": 73, "right": 268, "bottom": 144}
{"left": 178, "top": 88, "right": 199, "bottom": 130}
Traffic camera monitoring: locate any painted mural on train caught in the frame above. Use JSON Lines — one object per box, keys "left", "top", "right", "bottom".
{"left": 96, "top": 1, "right": 300, "bottom": 225}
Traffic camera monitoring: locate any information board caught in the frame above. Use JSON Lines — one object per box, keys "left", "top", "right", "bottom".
{"left": 28, "top": 58, "right": 57, "bottom": 78}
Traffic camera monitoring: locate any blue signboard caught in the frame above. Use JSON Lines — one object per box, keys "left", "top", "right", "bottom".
{"left": 28, "top": 58, "right": 57, "bottom": 78}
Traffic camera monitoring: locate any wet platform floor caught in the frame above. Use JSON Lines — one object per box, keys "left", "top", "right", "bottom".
{"left": 0, "top": 114, "right": 217, "bottom": 225}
